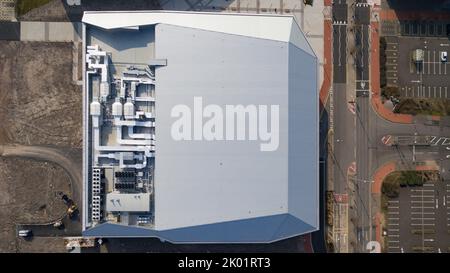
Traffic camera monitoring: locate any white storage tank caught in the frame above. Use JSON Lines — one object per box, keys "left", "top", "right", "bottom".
{"left": 90, "top": 101, "right": 101, "bottom": 116}
{"left": 124, "top": 100, "right": 135, "bottom": 119}
{"left": 112, "top": 99, "right": 122, "bottom": 117}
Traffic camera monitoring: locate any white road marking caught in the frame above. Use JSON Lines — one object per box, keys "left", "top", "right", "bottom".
{"left": 411, "top": 195, "right": 435, "bottom": 198}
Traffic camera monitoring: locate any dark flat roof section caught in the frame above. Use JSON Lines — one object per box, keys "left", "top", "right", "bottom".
{"left": 0, "top": 22, "right": 20, "bottom": 41}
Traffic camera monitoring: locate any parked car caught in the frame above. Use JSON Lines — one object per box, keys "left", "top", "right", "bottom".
{"left": 18, "top": 230, "right": 32, "bottom": 237}
{"left": 441, "top": 51, "right": 448, "bottom": 62}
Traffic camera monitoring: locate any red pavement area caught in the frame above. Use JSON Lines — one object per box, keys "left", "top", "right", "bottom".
{"left": 370, "top": 21, "right": 414, "bottom": 124}
{"left": 371, "top": 161, "right": 397, "bottom": 195}
{"left": 324, "top": 0, "right": 332, "bottom": 7}
{"left": 375, "top": 212, "right": 382, "bottom": 244}
{"left": 303, "top": 233, "right": 313, "bottom": 253}
{"left": 320, "top": 20, "right": 332, "bottom": 112}
{"left": 372, "top": 161, "right": 396, "bottom": 246}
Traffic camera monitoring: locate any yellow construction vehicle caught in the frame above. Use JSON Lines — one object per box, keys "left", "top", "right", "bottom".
{"left": 67, "top": 204, "right": 78, "bottom": 218}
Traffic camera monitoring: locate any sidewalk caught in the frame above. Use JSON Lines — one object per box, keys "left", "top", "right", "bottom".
{"left": 370, "top": 20, "right": 414, "bottom": 124}
{"left": 320, "top": 19, "right": 332, "bottom": 110}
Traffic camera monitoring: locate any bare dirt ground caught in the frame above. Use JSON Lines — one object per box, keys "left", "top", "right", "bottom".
{"left": 0, "top": 41, "right": 81, "bottom": 252}
{"left": 0, "top": 158, "right": 71, "bottom": 252}
{"left": 0, "top": 41, "right": 81, "bottom": 147}
{"left": 19, "top": 0, "right": 160, "bottom": 22}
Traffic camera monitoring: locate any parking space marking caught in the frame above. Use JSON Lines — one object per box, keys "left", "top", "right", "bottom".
{"left": 411, "top": 211, "right": 435, "bottom": 215}
{"left": 388, "top": 245, "right": 400, "bottom": 249}
{"left": 411, "top": 195, "right": 434, "bottom": 198}
{"left": 434, "top": 51, "right": 436, "bottom": 75}
{"left": 411, "top": 223, "right": 435, "bottom": 226}
{"left": 411, "top": 200, "right": 434, "bottom": 203}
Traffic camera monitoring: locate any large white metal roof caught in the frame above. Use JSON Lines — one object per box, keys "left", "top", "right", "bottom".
{"left": 82, "top": 11, "right": 319, "bottom": 243}
{"left": 82, "top": 10, "right": 315, "bottom": 57}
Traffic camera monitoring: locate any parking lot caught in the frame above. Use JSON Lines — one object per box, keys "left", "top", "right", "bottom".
{"left": 388, "top": 36, "right": 450, "bottom": 99}
{"left": 386, "top": 180, "right": 450, "bottom": 253}
{"left": 382, "top": 21, "right": 450, "bottom": 37}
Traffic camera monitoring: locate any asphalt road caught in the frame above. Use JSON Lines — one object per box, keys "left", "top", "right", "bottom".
{"left": 332, "top": 0, "right": 351, "bottom": 194}
{"left": 330, "top": 0, "right": 450, "bottom": 253}
{"left": 333, "top": 0, "right": 348, "bottom": 83}
{"left": 353, "top": 0, "right": 372, "bottom": 252}
{"left": 355, "top": 24, "right": 370, "bottom": 97}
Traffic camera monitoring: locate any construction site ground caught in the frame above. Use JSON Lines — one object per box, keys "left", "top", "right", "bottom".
{"left": 0, "top": 41, "right": 81, "bottom": 252}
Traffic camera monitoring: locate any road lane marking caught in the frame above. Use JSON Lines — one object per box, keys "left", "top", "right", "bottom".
{"left": 434, "top": 51, "right": 436, "bottom": 74}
